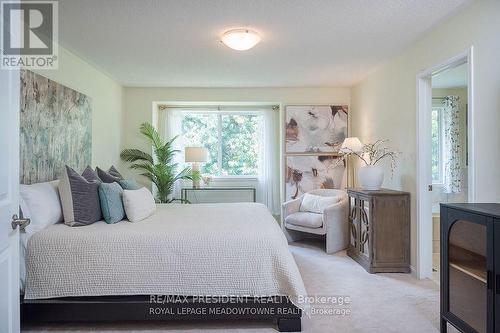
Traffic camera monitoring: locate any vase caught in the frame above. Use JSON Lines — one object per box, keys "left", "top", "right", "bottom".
{"left": 358, "top": 165, "right": 384, "bottom": 190}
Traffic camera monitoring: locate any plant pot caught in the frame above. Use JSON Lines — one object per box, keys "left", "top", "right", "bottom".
{"left": 358, "top": 165, "right": 384, "bottom": 190}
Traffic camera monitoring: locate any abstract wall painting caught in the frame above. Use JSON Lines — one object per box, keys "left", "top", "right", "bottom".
{"left": 285, "top": 105, "right": 348, "bottom": 153}
{"left": 20, "top": 70, "right": 92, "bottom": 184}
{"left": 285, "top": 155, "right": 346, "bottom": 201}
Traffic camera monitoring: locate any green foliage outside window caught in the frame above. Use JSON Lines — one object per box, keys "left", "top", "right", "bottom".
{"left": 181, "top": 112, "right": 260, "bottom": 176}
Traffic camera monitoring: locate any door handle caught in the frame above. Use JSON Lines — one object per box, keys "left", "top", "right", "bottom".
{"left": 11, "top": 214, "right": 30, "bottom": 231}
{"left": 497, "top": 274, "right": 500, "bottom": 295}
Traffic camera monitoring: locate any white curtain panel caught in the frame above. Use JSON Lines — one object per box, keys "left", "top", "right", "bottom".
{"left": 159, "top": 108, "right": 184, "bottom": 200}
{"left": 442, "top": 96, "right": 462, "bottom": 194}
{"left": 258, "top": 108, "right": 280, "bottom": 215}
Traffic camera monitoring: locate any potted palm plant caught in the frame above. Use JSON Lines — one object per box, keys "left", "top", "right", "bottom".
{"left": 120, "top": 122, "right": 192, "bottom": 203}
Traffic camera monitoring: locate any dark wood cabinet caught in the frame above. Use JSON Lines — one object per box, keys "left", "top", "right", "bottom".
{"left": 346, "top": 188, "right": 410, "bottom": 273}
{"left": 440, "top": 203, "right": 500, "bottom": 333}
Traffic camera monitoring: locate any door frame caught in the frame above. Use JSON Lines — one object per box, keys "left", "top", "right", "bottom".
{"left": 415, "top": 47, "right": 475, "bottom": 279}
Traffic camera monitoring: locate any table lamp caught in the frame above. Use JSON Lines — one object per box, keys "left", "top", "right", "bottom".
{"left": 185, "top": 147, "right": 208, "bottom": 188}
{"left": 340, "top": 137, "right": 364, "bottom": 188}
{"left": 340, "top": 137, "right": 363, "bottom": 153}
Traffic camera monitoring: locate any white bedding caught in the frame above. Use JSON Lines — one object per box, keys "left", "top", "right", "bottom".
{"left": 24, "top": 203, "right": 307, "bottom": 304}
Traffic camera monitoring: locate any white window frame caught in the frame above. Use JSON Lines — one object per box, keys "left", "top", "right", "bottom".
{"left": 431, "top": 106, "right": 445, "bottom": 185}
{"left": 180, "top": 109, "right": 261, "bottom": 180}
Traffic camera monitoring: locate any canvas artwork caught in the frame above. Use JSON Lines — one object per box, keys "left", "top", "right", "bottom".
{"left": 285, "top": 155, "right": 346, "bottom": 201}
{"left": 285, "top": 105, "right": 348, "bottom": 153}
{"left": 20, "top": 70, "right": 92, "bottom": 184}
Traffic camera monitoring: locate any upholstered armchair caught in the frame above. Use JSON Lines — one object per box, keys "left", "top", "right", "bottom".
{"left": 282, "top": 189, "right": 349, "bottom": 254}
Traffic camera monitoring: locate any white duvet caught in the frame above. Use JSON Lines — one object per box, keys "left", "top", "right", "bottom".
{"left": 24, "top": 203, "right": 307, "bottom": 304}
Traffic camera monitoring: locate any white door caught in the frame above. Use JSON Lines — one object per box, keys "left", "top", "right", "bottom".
{"left": 0, "top": 68, "right": 21, "bottom": 332}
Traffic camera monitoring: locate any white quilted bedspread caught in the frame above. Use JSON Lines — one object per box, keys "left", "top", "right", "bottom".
{"left": 24, "top": 203, "right": 307, "bottom": 303}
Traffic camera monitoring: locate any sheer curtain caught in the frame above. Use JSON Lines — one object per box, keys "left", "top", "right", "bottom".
{"left": 159, "top": 105, "right": 280, "bottom": 212}
{"left": 442, "top": 96, "right": 462, "bottom": 194}
{"left": 258, "top": 107, "right": 280, "bottom": 215}
{"left": 158, "top": 107, "right": 184, "bottom": 200}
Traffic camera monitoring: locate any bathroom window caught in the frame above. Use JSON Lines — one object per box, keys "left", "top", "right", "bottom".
{"left": 431, "top": 107, "right": 444, "bottom": 184}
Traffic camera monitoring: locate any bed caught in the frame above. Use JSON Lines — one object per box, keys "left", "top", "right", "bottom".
{"left": 21, "top": 202, "right": 306, "bottom": 332}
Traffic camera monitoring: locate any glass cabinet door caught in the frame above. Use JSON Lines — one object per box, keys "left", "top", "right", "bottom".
{"left": 448, "top": 219, "right": 487, "bottom": 333}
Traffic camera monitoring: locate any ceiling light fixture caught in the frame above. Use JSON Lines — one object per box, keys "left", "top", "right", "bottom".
{"left": 221, "top": 28, "right": 261, "bottom": 51}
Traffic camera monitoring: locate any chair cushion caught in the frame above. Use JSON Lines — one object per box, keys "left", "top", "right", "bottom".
{"left": 285, "top": 212, "right": 323, "bottom": 228}
{"left": 300, "top": 193, "right": 341, "bottom": 214}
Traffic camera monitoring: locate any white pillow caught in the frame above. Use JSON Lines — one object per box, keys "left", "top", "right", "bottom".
{"left": 20, "top": 180, "right": 63, "bottom": 235}
{"left": 122, "top": 187, "right": 156, "bottom": 222}
{"left": 299, "top": 193, "right": 341, "bottom": 214}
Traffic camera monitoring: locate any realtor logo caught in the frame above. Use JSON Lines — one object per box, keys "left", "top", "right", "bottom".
{"left": 1, "top": 0, "right": 58, "bottom": 69}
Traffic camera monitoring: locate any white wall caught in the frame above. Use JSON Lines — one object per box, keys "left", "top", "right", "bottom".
{"left": 32, "top": 45, "right": 123, "bottom": 168}
{"left": 121, "top": 87, "right": 351, "bottom": 190}
{"left": 351, "top": 0, "right": 500, "bottom": 268}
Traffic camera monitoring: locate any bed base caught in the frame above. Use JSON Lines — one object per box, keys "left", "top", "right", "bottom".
{"left": 21, "top": 295, "right": 302, "bottom": 332}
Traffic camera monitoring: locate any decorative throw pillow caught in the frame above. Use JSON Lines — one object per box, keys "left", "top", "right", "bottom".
{"left": 82, "top": 166, "right": 101, "bottom": 183}
{"left": 122, "top": 187, "right": 156, "bottom": 222}
{"left": 118, "top": 179, "right": 141, "bottom": 190}
{"left": 97, "top": 166, "right": 123, "bottom": 183}
{"left": 108, "top": 165, "right": 123, "bottom": 179}
{"left": 98, "top": 182, "right": 125, "bottom": 224}
{"left": 59, "top": 165, "right": 102, "bottom": 226}
{"left": 20, "top": 180, "right": 63, "bottom": 235}
{"left": 299, "top": 193, "right": 341, "bottom": 214}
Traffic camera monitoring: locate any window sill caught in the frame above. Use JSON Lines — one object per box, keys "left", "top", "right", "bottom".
{"left": 210, "top": 176, "right": 259, "bottom": 182}
{"left": 182, "top": 176, "right": 258, "bottom": 187}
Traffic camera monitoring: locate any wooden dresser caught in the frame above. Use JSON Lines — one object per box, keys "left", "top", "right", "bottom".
{"left": 346, "top": 188, "right": 410, "bottom": 273}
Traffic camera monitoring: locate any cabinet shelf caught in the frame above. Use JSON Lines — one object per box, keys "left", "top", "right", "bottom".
{"left": 449, "top": 244, "right": 487, "bottom": 283}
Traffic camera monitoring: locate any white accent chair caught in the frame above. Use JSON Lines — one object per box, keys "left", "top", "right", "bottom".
{"left": 282, "top": 189, "right": 349, "bottom": 254}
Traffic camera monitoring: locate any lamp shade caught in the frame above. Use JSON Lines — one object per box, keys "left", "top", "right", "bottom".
{"left": 340, "top": 137, "right": 363, "bottom": 153}
{"left": 185, "top": 147, "right": 208, "bottom": 163}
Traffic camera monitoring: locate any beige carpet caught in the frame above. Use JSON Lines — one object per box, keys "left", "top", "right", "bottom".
{"left": 23, "top": 239, "right": 454, "bottom": 333}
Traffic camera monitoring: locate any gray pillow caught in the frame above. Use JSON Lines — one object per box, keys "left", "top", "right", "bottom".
{"left": 82, "top": 165, "right": 101, "bottom": 183}
{"left": 118, "top": 179, "right": 141, "bottom": 190}
{"left": 97, "top": 166, "right": 122, "bottom": 183}
{"left": 59, "top": 165, "right": 102, "bottom": 227}
{"left": 108, "top": 165, "right": 123, "bottom": 179}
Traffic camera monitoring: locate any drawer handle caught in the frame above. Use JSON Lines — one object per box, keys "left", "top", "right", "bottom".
{"left": 496, "top": 274, "right": 500, "bottom": 295}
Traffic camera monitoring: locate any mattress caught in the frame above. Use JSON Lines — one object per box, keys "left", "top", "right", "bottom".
{"left": 24, "top": 203, "right": 307, "bottom": 305}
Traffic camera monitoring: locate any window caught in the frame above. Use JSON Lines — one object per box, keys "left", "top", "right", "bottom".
{"left": 180, "top": 111, "right": 261, "bottom": 177}
{"left": 431, "top": 107, "right": 444, "bottom": 184}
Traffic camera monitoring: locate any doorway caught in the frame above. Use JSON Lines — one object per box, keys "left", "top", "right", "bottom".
{"left": 416, "top": 48, "right": 475, "bottom": 280}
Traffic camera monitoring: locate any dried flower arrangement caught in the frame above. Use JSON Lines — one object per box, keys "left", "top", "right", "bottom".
{"left": 337, "top": 139, "right": 400, "bottom": 176}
